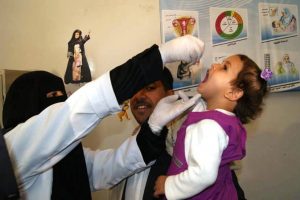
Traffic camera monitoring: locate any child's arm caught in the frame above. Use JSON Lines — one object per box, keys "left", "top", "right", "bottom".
{"left": 163, "top": 119, "right": 228, "bottom": 199}
{"left": 153, "top": 175, "right": 167, "bottom": 198}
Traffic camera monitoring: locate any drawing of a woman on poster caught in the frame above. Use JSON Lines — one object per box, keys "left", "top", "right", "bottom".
{"left": 259, "top": 3, "right": 298, "bottom": 42}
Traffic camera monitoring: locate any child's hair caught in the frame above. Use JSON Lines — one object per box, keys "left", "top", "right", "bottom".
{"left": 231, "top": 54, "right": 268, "bottom": 124}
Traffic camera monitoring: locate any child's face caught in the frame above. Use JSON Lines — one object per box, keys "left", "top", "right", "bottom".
{"left": 197, "top": 55, "right": 243, "bottom": 101}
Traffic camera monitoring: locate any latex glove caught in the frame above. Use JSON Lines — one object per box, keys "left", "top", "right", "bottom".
{"left": 148, "top": 91, "right": 201, "bottom": 134}
{"left": 159, "top": 35, "right": 205, "bottom": 65}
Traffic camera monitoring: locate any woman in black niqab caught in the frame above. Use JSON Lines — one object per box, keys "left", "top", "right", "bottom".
{"left": 2, "top": 71, "right": 91, "bottom": 200}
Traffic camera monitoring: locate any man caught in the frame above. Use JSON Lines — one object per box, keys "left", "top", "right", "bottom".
{"left": 109, "top": 67, "right": 175, "bottom": 200}
{"left": 2, "top": 35, "right": 204, "bottom": 199}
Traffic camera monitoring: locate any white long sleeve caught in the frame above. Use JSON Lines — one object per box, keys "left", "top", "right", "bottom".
{"left": 84, "top": 134, "right": 147, "bottom": 191}
{"left": 165, "top": 119, "right": 229, "bottom": 200}
{"left": 4, "top": 72, "right": 121, "bottom": 198}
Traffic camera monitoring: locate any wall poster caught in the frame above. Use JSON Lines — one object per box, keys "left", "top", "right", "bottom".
{"left": 160, "top": 0, "right": 300, "bottom": 93}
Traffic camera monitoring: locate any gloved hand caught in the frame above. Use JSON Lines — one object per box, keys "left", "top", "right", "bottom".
{"left": 159, "top": 35, "right": 205, "bottom": 65}
{"left": 148, "top": 91, "right": 201, "bottom": 134}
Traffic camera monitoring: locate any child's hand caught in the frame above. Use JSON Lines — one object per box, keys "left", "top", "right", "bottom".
{"left": 153, "top": 175, "right": 167, "bottom": 198}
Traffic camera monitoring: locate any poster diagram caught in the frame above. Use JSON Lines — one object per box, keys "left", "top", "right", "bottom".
{"left": 259, "top": 3, "right": 298, "bottom": 43}
{"left": 210, "top": 8, "right": 248, "bottom": 46}
{"left": 263, "top": 51, "right": 300, "bottom": 92}
{"left": 161, "top": 10, "right": 202, "bottom": 90}
{"left": 161, "top": 10, "right": 199, "bottom": 42}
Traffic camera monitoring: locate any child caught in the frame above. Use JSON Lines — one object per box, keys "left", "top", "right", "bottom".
{"left": 153, "top": 54, "right": 269, "bottom": 200}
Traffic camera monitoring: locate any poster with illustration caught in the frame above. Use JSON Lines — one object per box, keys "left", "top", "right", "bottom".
{"left": 259, "top": 3, "right": 298, "bottom": 42}
{"left": 161, "top": 10, "right": 199, "bottom": 42}
{"left": 210, "top": 7, "right": 248, "bottom": 46}
{"left": 262, "top": 51, "right": 300, "bottom": 92}
{"left": 160, "top": 0, "right": 300, "bottom": 92}
{"left": 161, "top": 10, "right": 202, "bottom": 90}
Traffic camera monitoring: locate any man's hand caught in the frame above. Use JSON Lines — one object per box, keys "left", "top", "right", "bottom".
{"left": 148, "top": 91, "right": 201, "bottom": 133}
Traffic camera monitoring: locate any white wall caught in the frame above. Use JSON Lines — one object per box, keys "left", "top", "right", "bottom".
{"left": 1, "top": 0, "right": 300, "bottom": 199}
{"left": 240, "top": 91, "right": 300, "bottom": 200}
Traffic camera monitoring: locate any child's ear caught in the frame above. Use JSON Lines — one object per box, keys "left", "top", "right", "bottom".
{"left": 225, "top": 87, "right": 244, "bottom": 101}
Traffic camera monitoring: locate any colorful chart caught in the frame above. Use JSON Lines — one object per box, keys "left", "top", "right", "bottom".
{"left": 215, "top": 10, "right": 243, "bottom": 40}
